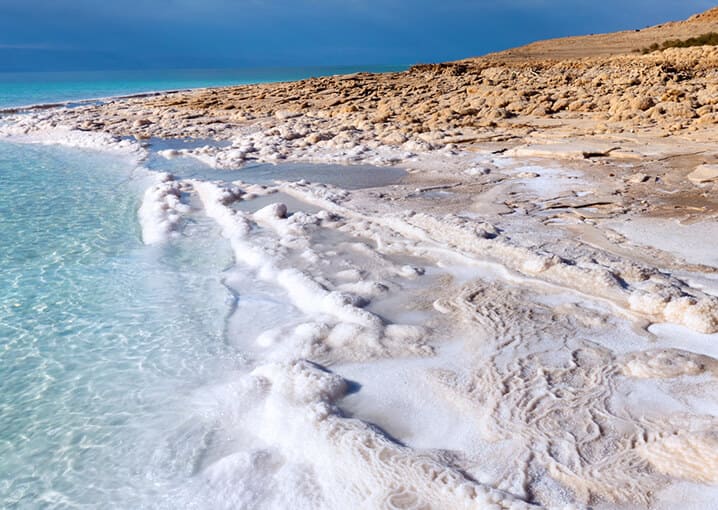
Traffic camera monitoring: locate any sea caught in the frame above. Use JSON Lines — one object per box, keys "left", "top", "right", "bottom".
{"left": 0, "top": 67, "right": 403, "bottom": 110}
{"left": 0, "top": 67, "right": 404, "bottom": 508}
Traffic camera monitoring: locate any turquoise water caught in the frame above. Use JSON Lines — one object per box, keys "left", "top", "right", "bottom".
{"left": 0, "top": 141, "right": 250, "bottom": 507}
{"left": 0, "top": 66, "right": 404, "bottom": 109}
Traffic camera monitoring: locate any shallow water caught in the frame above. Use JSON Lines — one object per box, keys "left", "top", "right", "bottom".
{"left": 0, "top": 141, "right": 247, "bottom": 507}
{"left": 147, "top": 143, "right": 407, "bottom": 190}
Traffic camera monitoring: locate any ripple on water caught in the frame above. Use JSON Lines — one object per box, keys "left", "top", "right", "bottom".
{"left": 0, "top": 142, "right": 245, "bottom": 507}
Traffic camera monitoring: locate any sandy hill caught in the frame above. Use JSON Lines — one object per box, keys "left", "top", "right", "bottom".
{"left": 473, "top": 6, "right": 718, "bottom": 62}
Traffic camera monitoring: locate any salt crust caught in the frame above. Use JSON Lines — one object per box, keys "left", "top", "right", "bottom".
{"left": 5, "top": 119, "right": 718, "bottom": 507}
{"left": 0, "top": 112, "right": 143, "bottom": 158}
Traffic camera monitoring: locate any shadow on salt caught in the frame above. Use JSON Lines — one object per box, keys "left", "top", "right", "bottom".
{"left": 232, "top": 192, "right": 323, "bottom": 214}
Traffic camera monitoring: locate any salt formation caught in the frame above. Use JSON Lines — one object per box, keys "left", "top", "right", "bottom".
{"left": 278, "top": 180, "right": 718, "bottom": 335}
{"left": 140, "top": 170, "right": 718, "bottom": 508}
{"left": 192, "top": 179, "right": 433, "bottom": 364}
{"left": 178, "top": 360, "right": 538, "bottom": 510}
{"left": 247, "top": 361, "right": 534, "bottom": 509}
{"left": 137, "top": 173, "right": 191, "bottom": 244}
{"left": 620, "top": 349, "right": 718, "bottom": 379}
{"left": 637, "top": 418, "right": 718, "bottom": 484}
{"left": 5, "top": 83, "right": 718, "bottom": 506}
{"left": 0, "top": 112, "right": 142, "bottom": 156}
{"left": 432, "top": 281, "right": 718, "bottom": 505}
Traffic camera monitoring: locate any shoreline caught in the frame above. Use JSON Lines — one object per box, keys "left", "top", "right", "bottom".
{"left": 2, "top": 52, "right": 717, "bottom": 331}
{"left": 2, "top": 37, "right": 718, "bottom": 509}
{"left": 4, "top": 46, "right": 715, "bottom": 170}
{"left": 0, "top": 89, "right": 185, "bottom": 115}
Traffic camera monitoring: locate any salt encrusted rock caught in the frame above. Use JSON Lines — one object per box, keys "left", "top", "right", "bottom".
{"left": 516, "top": 171, "right": 540, "bottom": 179}
{"left": 475, "top": 222, "right": 500, "bottom": 239}
{"left": 521, "top": 253, "right": 561, "bottom": 275}
{"left": 255, "top": 203, "right": 288, "bottom": 221}
{"left": 274, "top": 110, "right": 302, "bottom": 120}
{"left": 620, "top": 348, "right": 716, "bottom": 379}
{"left": 399, "top": 265, "right": 425, "bottom": 278}
{"left": 465, "top": 167, "right": 491, "bottom": 176}
{"left": 381, "top": 132, "right": 408, "bottom": 145}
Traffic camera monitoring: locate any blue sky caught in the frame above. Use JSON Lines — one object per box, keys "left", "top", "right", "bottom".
{"left": 0, "top": 0, "right": 714, "bottom": 71}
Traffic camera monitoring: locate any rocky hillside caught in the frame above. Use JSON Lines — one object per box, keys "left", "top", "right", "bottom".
{"left": 478, "top": 6, "right": 718, "bottom": 61}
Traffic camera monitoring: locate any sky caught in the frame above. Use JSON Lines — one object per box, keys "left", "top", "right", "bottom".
{"left": 0, "top": 0, "right": 715, "bottom": 71}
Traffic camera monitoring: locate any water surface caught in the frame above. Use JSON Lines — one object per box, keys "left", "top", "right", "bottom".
{"left": 0, "top": 142, "right": 245, "bottom": 507}
{"left": 0, "top": 66, "right": 405, "bottom": 110}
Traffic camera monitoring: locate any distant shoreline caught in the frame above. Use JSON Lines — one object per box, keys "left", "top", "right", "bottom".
{"left": 0, "top": 65, "right": 407, "bottom": 111}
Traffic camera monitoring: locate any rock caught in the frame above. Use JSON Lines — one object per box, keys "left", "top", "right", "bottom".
{"left": 687, "top": 164, "right": 718, "bottom": 184}
{"left": 255, "top": 203, "right": 288, "bottom": 220}
{"left": 628, "top": 173, "right": 652, "bottom": 183}
{"left": 465, "top": 167, "right": 491, "bottom": 176}
{"left": 382, "top": 132, "right": 408, "bottom": 145}
{"left": 516, "top": 171, "right": 540, "bottom": 179}
{"left": 399, "top": 265, "right": 425, "bottom": 278}
{"left": 275, "top": 110, "right": 302, "bottom": 120}
{"left": 508, "top": 142, "right": 619, "bottom": 160}
{"left": 475, "top": 222, "right": 500, "bottom": 239}
{"left": 306, "top": 133, "right": 322, "bottom": 144}
{"left": 631, "top": 96, "right": 655, "bottom": 111}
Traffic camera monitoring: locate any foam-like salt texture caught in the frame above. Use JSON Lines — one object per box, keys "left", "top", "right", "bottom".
{"left": 279, "top": 181, "right": 718, "bottom": 334}
{"left": 192, "top": 180, "right": 433, "bottom": 363}
{"left": 166, "top": 124, "right": 429, "bottom": 169}
{"left": 620, "top": 348, "right": 718, "bottom": 379}
{"left": 427, "top": 278, "right": 718, "bottom": 505}
{"left": 208, "top": 176, "right": 718, "bottom": 505}
{"left": 638, "top": 418, "right": 718, "bottom": 484}
{"left": 0, "top": 113, "right": 143, "bottom": 158}
{"left": 189, "top": 360, "right": 536, "bottom": 509}
{"left": 137, "top": 173, "right": 192, "bottom": 245}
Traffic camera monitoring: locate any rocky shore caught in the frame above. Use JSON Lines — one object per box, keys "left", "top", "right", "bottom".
{"left": 11, "top": 44, "right": 718, "bottom": 144}
{"left": 5, "top": 11, "right": 718, "bottom": 199}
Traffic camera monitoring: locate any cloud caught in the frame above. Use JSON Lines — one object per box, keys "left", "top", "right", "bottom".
{"left": 0, "top": 43, "right": 65, "bottom": 50}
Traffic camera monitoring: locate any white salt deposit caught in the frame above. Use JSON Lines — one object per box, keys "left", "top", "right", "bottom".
{"left": 137, "top": 173, "right": 192, "bottom": 244}
{"left": 0, "top": 113, "right": 143, "bottom": 157}
{"left": 5, "top": 109, "right": 718, "bottom": 509}
{"left": 610, "top": 217, "right": 718, "bottom": 268}
{"left": 649, "top": 323, "right": 718, "bottom": 359}
{"left": 193, "top": 180, "right": 433, "bottom": 363}
{"left": 503, "top": 164, "right": 587, "bottom": 199}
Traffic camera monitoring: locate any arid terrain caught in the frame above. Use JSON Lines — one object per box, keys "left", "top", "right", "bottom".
{"left": 481, "top": 6, "right": 718, "bottom": 60}
{"left": 7, "top": 7, "right": 717, "bottom": 223}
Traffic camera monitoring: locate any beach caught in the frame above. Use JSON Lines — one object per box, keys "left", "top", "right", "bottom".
{"left": 2, "top": 7, "right": 718, "bottom": 510}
